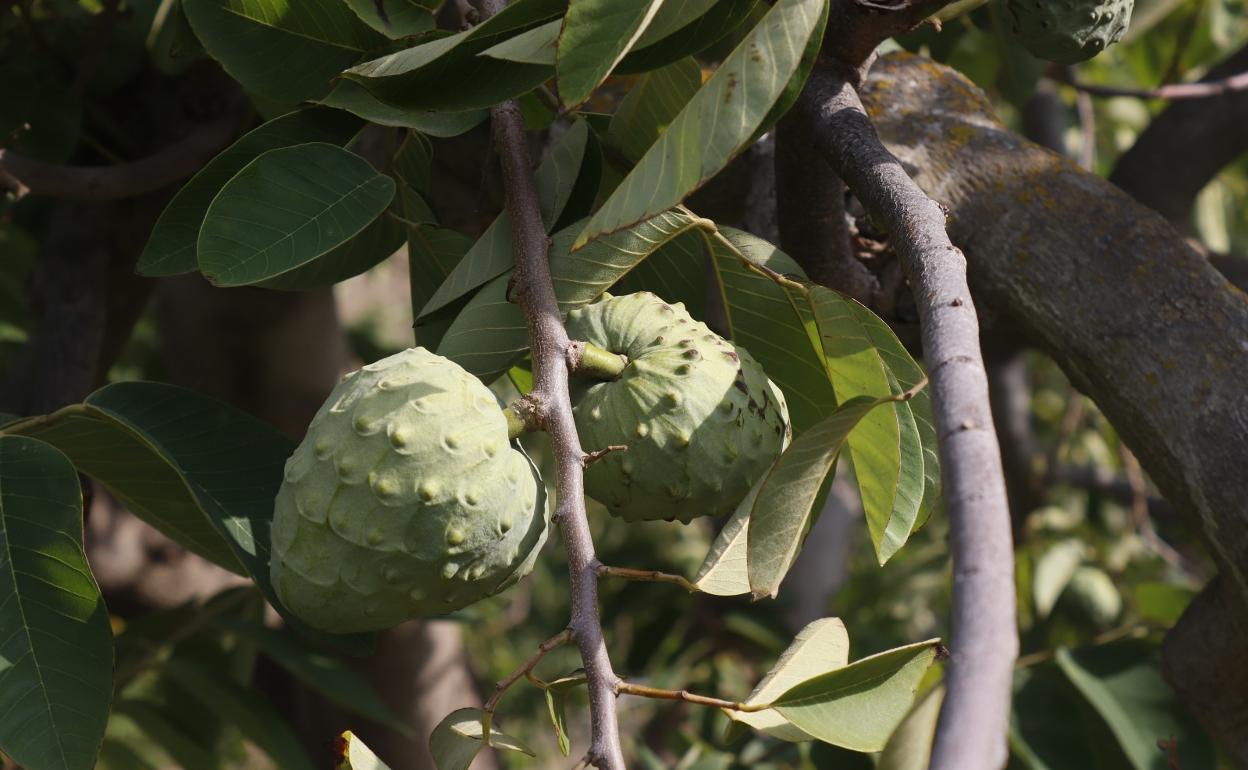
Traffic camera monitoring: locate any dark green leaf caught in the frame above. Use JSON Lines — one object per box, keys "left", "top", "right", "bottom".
{"left": 606, "top": 56, "right": 702, "bottom": 163}
{"left": 557, "top": 0, "right": 667, "bottom": 107}
{"left": 198, "top": 143, "right": 395, "bottom": 287}
{"left": 343, "top": 0, "right": 437, "bottom": 39}
{"left": 618, "top": 0, "right": 760, "bottom": 74}
{"left": 0, "top": 436, "right": 113, "bottom": 770}
{"left": 139, "top": 107, "right": 364, "bottom": 277}
{"left": 319, "top": 81, "right": 489, "bottom": 136}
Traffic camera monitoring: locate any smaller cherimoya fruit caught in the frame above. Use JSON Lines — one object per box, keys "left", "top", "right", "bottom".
{"left": 270, "top": 348, "right": 548, "bottom": 633}
{"left": 564, "top": 292, "right": 791, "bottom": 523}
{"left": 1006, "top": 0, "right": 1134, "bottom": 64}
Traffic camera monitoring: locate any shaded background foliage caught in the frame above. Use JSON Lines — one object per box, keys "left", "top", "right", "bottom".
{"left": 0, "top": 0, "right": 1245, "bottom": 769}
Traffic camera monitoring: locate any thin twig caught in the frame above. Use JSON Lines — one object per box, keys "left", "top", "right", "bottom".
{"left": 616, "top": 681, "right": 770, "bottom": 712}
{"left": 479, "top": 2, "right": 625, "bottom": 767}
{"left": 796, "top": 48, "right": 1016, "bottom": 770}
{"left": 1053, "top": 69, "right": 1248, "bottom": 100}
{"left": 481, "top": 629, "right": 572, "bottom": 744}
{"left": 582, "top": 445, "right": 627, "bottom": 467}
{"left": 597, "top": 565, "right": 699, "bottom": 593}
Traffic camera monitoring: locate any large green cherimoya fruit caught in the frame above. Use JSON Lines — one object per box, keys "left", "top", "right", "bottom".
{"left": 1006, "top": 0, "right": 1134, "bottom": 64}
{"left": 564, "top": 292, "right": 791, "bottom": 523}
{"left": 270, "top": 348, "right": 549, "bottom": 633}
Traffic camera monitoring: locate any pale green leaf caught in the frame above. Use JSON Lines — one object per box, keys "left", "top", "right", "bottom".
{"left": 773, "top": 639, "right": 941, "bottom": 752}
{"left": 139, "top": 108, "right": 364, "bottom": 277}
{"left": 481, "top": 19, "right": 560, "bottom": 65}
{"left": 1033, "top": 539, "right": 1085, "bottom": 619}
{"left": 574, "top": 0, "right": 827, "bottom": 248}
{"left": 334, "top": 733, "right": 391, "bottom": 768}
{"left": 419, "top": 119, "right": 595, "bottom": 318}
{"left": 606, "top": 56, "right": 702, "bottom": 163}
{"left": 877, "top": 684, "right": 945, "bottom": 770}
{"left": 437, "top": 208, "right": 706, "bottom": 381}
{"left": 1055, "top": 641, "right": 1213, "bottom": 770}
{"left": 198, "top": 142, "right": 395, "bottom": 287}
{"left": 319, "top": 81, "right": 488, "bottom": 136}
{"left": 692, "top": 473, "right": 759, "bottom": 596}
{"left": 747, "top": 395, "right": 904, "bottom": 598}
{"left": 162, "top": 659, "right": 315, "bottom": 770}
{"left": 0, "top": 436, "right": 113, "bottom": 770}
{"left": 182, "top": 0, "right": 378, "bottom": 103}
{"left": 430, "top": 708, "right": 534, "bottom": 770}
{"left": 343, "top": 0, "right": 436, "bottom": 39}
{"left": 557, "top": 0, "right": 667, "bottom": 107}
{"left": 728, "top": 618, "right": 850, "bottom": 741}
{"left": 335, "top": 731, "right": 393, "bottom": 770}
{"left": 544, "top": 688, "right": 572, "bottom": 756}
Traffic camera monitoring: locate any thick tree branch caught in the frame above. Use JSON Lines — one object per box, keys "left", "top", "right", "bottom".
{"left": 0, "top": 110, "right": 242, "bottom": 201}
{"left": 861, "top": 52, "right": 1248, "bottom": 760}
{"left": 480, "top": 5, "right": 623, "bottom": 769}
{"left": 795, "top": 62, "right": 1016, "bottom": 770}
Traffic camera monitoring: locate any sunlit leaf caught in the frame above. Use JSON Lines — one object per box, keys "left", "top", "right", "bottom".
{"left": 0, "top": 436, "right": 113, "bottom": 770}
{"left": 430, "top": 708, "right": 534, "bottom": 770}
{"left": 1033, "top": 539, "right": 1085, "bottom": 619}
{"left": 877, "top": 684, "right": 945, "bottom": 770}
{"left": 773, "top": 640, "right": 941, "bottom": 752}
{"left": 335, "top": 731, "right": 394, "bottom": 770}
{"left": 606, "top": 56, "right": 702, "bottom": 163}
{"left": 574, "top": 0, "right": 827, "bottom": 248}
{"left": 727, "top": 618, "right": 850, "bottom": 741}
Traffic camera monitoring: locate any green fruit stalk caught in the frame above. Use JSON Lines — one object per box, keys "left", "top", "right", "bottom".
{"left": 270, "top": 348, "right": 548, "bottom": 633}
{"left": 1006, "top": 0, "right": 1134, "bottom": 64}
{"left": 564, "top": 292, "right": 791, "bottom": 523}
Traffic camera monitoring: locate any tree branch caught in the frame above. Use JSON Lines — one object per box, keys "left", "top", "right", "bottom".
{"left": 794, "top": 59, "right": 1016, "bottom": 770}
{"left": 0, "top": 110, "right": 243, "bottom": 201}
{"left": 480, "top": 4, "right": 624, "bottom": 769}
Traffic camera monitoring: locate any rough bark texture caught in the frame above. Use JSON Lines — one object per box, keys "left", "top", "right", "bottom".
{"left": 861, "top": 52, "right": 1248, "bottom": 758}
{"left": 798, "top": 65, "right": 1017, "bottom": 770}
{"left": 1109, "top": 43, "right": 1248, "bottom": 230}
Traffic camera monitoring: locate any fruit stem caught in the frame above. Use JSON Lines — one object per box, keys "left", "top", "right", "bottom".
{"left": 503, "top": 404, "right": 530, "bottom": 440}
{"left": 569, "top": 340, "right": 628, "bottom": 381}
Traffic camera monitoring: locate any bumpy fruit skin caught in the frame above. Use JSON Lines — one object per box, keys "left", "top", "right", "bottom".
{"left": 1006, "top": 0, "right": 1133, "bottom": 64}
{"left": 564, "top": 292, "right": 790, "bottom": 523}
{"left": 270, "top": 348, "right": 549, "bottom": 633}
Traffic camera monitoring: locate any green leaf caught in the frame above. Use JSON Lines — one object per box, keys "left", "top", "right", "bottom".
{"left": 773, "top": 639, "right": 941, "bottom": 752}
{"left": 480, "top": 19, "right": 561, "bottom": 65}
{"left": 217, "top": 619, "right": 409, "bottom": 733}
{"left": 256, "top": 210, "right": 406, "bottom": 291}
{"left": 343, "top": 0, "right": 436, "bottom": 39}
{"left": 573, "top": 0, "right": 826, "bottom": 248}
{"left": 342, "top": 0, "right": 561, "bottom": 111}
{"left": 161, "top": 658, "right": 315, "bottom": 770}
{"left": 429, "top": 708, "right": 535, "bottom": 770}
{"left": 807, "top": 286, "right": 929, "bottom": 564}
{"left": 1055, "top": 641, "right": 1213, "bottom": 770}
{"left": 557, "top": 0, "right": 667, "bottom": 108}
{"left": 877, "top": 684, "right": 945, "bottom": 770}
{"left": 436, "top": 208, "right": 707, "bottom": 381}
{"left": 7, "top": 383, "right": 371, "bottom": 654}
{"left": 409, "top": 227, "right": 475, "bottom": 349}
{"left": 419, "top": 119, "right": 597, "bottom": 318}
{"left": 334, "top": 731, "right": 393, "bottom": 770}
{"left": 606, "top": 56, "right": 702, "bottom": 163}
{"left": 319, "top": 80, "right": 489, "bottom": 136}
{"left": 543, "top": 687, "right": 572, "bottom": 756}
{"left": 197, "top": 143, "right": 396, "bottom": 287}
{"left": 1033, "top": 539, "right": 1085, "bottom": 619}
{"left": 619, "top": 0, "right": 760, "bottom": 74}
{"left": 747, "top": 395, "right": 907, "bottom": 599}
{"left": 728, "top": 618, "right": 850, "bottom": 741}
{"left": 692, "top": 472, "right": 759, "bottom": 596}
{"left": 111, "top": 700, "right": 220, "bottom": 770}
{"left": 1132, "top": 582, "right": 1194, "bottom": 626}
{"left": 182, "top": 0, "right": 380, "bottom": 103}
{"left": 139, "top": 107, "right": 364, "bottom": 277}
{"left": 0, "top": 436, "right": 113, "bottom": 770}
